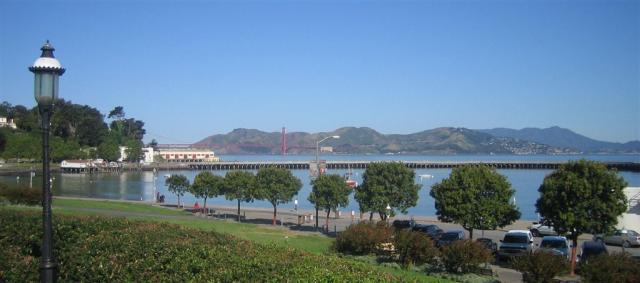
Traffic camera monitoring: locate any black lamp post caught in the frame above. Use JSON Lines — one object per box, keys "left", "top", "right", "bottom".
{"left": 29, "top": 40, "right": 65, "bottom": 283}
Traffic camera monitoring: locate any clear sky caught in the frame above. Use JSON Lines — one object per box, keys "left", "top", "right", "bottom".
{"left": 1, "top": 0, "right": 638, "bottom": 144}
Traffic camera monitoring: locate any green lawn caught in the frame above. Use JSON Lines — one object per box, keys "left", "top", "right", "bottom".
{"left": 38, "top": 198, "right": 455, "bottom": 282}
{"left": 52, "top": 198, "right": 334, "bottom": 254}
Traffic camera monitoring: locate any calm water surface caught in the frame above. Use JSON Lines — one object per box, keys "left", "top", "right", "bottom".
{"left": 2, "top": 155, "right": 639, "bottom": 220}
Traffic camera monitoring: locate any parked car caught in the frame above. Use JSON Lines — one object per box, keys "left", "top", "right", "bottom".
{"left": 593, "top": 229, "right": 640, "bottom": 248}
{"left": 476, "top": 238, "right": 498, "bottom": 255}
{"left": 436, "top": 231, "right": 465, "bottom": 248}
{"left": 498, "top": 231, "right": 534, "bottom": 261}
{"left": 528, "top": 222, "right": 559, "bottom": 237}
{"left": 412, "top": 224, "right": 444, "bottom": 240}
{"left": 392, "top": 219, "right": 415, "bottom": 230}
{"left": 578, "top": 240, "right": 608, "bottom": 264}
{"left": 538, "top": 236, "right": 570, "bottom": 259}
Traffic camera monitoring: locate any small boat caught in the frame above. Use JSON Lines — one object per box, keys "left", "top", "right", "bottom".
{"left": 346, "top": 179, "right": 358, "bottom": 188}
{"left": 419, "top": 174, "right": 434, "bottom": 181}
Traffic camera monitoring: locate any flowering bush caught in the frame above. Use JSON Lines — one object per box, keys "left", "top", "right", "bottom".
{"left": 440, "top": 240, "right": 491, "bottom": 273}
{"left": 333, "top": 221, "right": 393, "bottom": 255}
{"left": 394, "top": 230, "right": 440, "bottom": 268}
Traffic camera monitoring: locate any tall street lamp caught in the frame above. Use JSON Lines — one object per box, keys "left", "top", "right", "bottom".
{"left": 29, "top": 40, "right": 65, "bottom": 283}
{"left": 315, "top": 135, "right": 340, "bottom": 176}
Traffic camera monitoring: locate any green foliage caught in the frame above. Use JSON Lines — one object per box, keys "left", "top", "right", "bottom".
{"left": 535, "top": 160, "right": 627, "bottom": 273}
{"left": 255, "top": 167, "right": 302, "bottom": 224}
{"left": 165, "top": 174, "right": 190, "bottom": 207}
{"left": 51, "top": 100, "right": 108, "bottom": 147}
{"left": 333, "top": 221, "right": 393, "bottom": 255}
{"left": 191, "top": 171, "right": 225, "bottom": 211}
{"left": 0, "top": 131, "right": 40, "bottom": 161}
{"left": 430, "top": 165, "right": 520, "bottom": 239}
{"left": 309, "top": 173, "right": 352, "bottom": 227}
{"left": 224, "top": 171, "right": 256, "bottom": 221}
{"left": 394, "top": 230, "right": 440, "bottom": 268}
{"left": 578, "top": 252, "right": 640, "bottom": 283}
{"left": 355, "top": 162, "right": 421, "bottom": 220}
{"left": 511, "top": 250, "right": 569, "bottom": 283}
{"left": 224, "top": 171, "right": 257, "bottom": 202}
{"left": 0, "top": 184, "right": 41, "bottom": 206}
{"left": 0, "top": 209, "right": 402, "bottom": 282}
{"left": 97, "top": 133, "right": 120, "bottom": 161}
{"left": 440, "top": 240, "right": 491, "bottom": 274}
{"left": 124, "top": 139, "right": 143, "bottom": 162}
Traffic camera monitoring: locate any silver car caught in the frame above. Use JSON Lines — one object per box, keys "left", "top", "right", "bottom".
{"left": 528, "top": 223, "right": 558, "bottom": 237}
{"left": 594, "top": 229, "right": 640, "bottom": 248}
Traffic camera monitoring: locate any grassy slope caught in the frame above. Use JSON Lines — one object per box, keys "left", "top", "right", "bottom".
{"left": 42, "top": 198, "right": 453, "bottom": 282}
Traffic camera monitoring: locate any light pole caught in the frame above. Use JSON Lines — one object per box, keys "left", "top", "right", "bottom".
{"left": 315, "top": 135, "right": 339, "bottom": 176}
{"left": 29, "top": 40, "right": 65, "bottom": 283}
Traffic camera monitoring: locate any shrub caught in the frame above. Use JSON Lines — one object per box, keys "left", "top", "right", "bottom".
{"left": 511, "top": 250, "right": 569, "bottom": 283}
{"left": 579, "top": 252, "right": 640, "bottom": 283}
{"left": 440, "top": 240, "right": 491, "bottom": 273}
{"left": 0, "top": 184, "right": 41, "bottom": 206}
{"left": 333, "top": 221, "right": 393, "bottom": 255}
{"left": 394, "top": 230, "right": 439, "bottom": 268}
{"left": 0, "top": 209, "right": 401, "bottom": 282}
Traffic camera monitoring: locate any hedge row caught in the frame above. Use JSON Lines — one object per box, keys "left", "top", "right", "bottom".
{"left": 0, "top": 209, "right": 400, "bottom": 282}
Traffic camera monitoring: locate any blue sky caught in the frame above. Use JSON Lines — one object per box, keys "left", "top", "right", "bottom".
{"left": 1, "top": 0, "right": 638, "bottom": 144}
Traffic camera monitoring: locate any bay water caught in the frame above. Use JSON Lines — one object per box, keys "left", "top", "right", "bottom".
{"left": 2, "top": 154, "right": 639, "bottom": 220}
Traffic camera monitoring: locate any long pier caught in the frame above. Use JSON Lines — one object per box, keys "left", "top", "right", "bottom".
{"left": 188, "top": 160, "right": 640, "bottom": 172}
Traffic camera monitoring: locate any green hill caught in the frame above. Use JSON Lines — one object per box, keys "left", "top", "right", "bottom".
{"left": 195, "top": 127, "right": 566, "bottom": 155}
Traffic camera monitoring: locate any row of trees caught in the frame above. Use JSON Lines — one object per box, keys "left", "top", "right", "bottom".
{"left": 429, "top": 160, "right": 627, "bottom": 275}
{"left": 166, "top": 163, "right": 419, "bottom": 229}
{"left": 165, "top": 160, "right": 627, "bottom": 275}
{"left": 0, "top": 101, "right": 146, "bottom": 162}
{"left": 166, "top": 167, "right": 302, "bottom": 225}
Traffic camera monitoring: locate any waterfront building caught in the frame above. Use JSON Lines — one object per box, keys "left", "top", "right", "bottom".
{"left": 0, "top": 117, "right": 17, "bottom": 129}
{"left": 618, "top": 187, "right": 640, "bottom": 232}
{"left": 118, "top": 146, "right": 155, "bottom": 164}
{"left": 156, "top": 145, "right": 219, "bottom": 162}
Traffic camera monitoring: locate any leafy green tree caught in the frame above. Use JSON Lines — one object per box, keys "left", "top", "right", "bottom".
{"left": 309, "top": 174, "right": 351, "bottom": 229}
{"left": 191, "top": 171, "right": 225, "bottom": 213}
{"left": 255, "top": 167, "right": 302, "bottom": 225}
{"left": 165, "top": 174, "right": 190, "bottom": 208}
{"left": 535, "top": 160, "right": 628, "bottom": 275}
{"left": 97, "top": 134, "right": 120, "bottom": 162}
{"left": 355, "top": 162, "right": 421, "bottom": 221}
{"left": 430, "top": 165, "right": 521, "bottom": 239}
{"left": 108, "top": 106, "right": 125, "bottom": 120}
{"left": 124, "top": 139, "right": 144, "bottom": 162}
{"left": 223, "top": 171, "right": 256, "bottom": 221}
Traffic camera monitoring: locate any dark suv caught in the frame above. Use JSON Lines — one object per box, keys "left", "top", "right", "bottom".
{"left": 412, "top": 224, "right": 444, "bottom": 240}
{"left": 436, "top": 231, "right": 465, "bottom": 248}
{"left": 392, "top": 219, "right": 415, "bottom": 230}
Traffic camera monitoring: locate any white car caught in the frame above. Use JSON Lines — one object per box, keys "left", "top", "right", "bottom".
{"left": 528, "top": 223, "right": 558, "bottom": 237}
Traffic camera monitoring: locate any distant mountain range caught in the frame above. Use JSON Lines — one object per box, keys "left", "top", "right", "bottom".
{"left": 478, "top": 126, "right": 640, "bottom": 154}
{"left": 193, "top": 126, "right": 640, "bottom": 155}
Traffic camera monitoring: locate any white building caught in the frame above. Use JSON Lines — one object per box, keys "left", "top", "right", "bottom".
{"left": 119, "top": 146, "right": 155, "bottom": 164}
{"left": 618, "top": 187, "right": 640, "bottom": 232}
{"left": 156, "top": 146, "right": 219, "bottom": 162}
{"left": 0, "top": 117, "right": 17, "bottom": 129}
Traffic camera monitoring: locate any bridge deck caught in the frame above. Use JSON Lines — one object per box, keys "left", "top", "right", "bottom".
{"left": 188, "top": 160, "right": 640, "bottom": 172}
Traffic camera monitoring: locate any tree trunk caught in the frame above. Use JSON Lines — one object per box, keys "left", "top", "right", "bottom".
{"left": 203, "top": 197, "right": 207, "bottom": 214}
{"left": 570, "top": 235, "right": 578, "bottom": 275}
{"left": 237, "top": 198, "right": 241, "bottom": 222}
{"left": 272, "top": 205, "right": 277, "bottom": 225}
{"left": 469, "top": 228, "right": 474, "bottom": 240}
{"left": 177, "top": 196, "right": 180, "bottom": 208}
{"left": 369, "top": 212, "right": 374, "bottom": 221}
{"left": 315, "top": 207, "right": 319, "bottom": 228}
{"left": 325, "top": 208, "right": 331, "bottom": 232}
